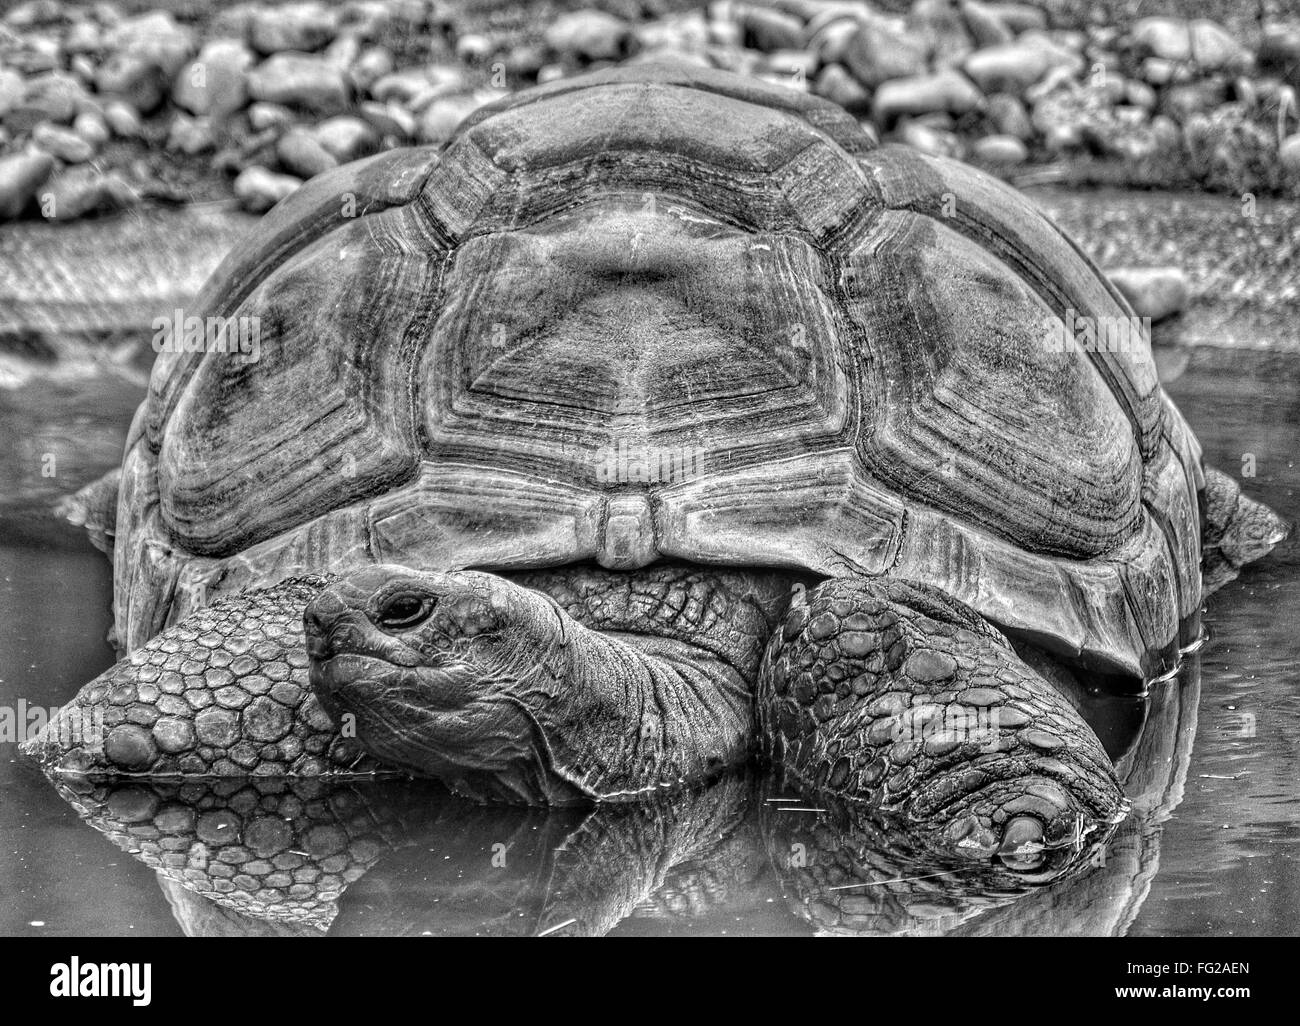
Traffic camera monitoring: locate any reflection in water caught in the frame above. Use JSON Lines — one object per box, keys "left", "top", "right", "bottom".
{"left": 40, "top": 656, "right": 1198, "bottom": 937}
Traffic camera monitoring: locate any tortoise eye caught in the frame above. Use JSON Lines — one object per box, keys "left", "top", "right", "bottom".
{"left": 377, "top": 593, "right": 433, "bottom": 630}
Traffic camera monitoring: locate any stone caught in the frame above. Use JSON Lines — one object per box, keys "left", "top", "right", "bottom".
{"left": 1130, "top": 17, "right": 1248, "bottom": 73}
{"left": 1281, "top": 133, "right": 1300, "bottom": 176}
{"left": 358, "top": 100, "right": 415, "bottom": 139}
{"left": 96, "top": 53, "right": 166, "bottom": 113}
{"left": 908, "top": 0, "right": 973, "bottom": 69}
{"left": 250, "top": 2, "right": 338, "bottom": 55}
{"left": 247, "top": 101, "right": 295, "bottom": 132}
{"left": 0, "top": 68, "right": 24, "bottom": 120}
{"left": 985, "top": 92, "right": 1032, "bottom": 138}
{"left": 1106, "top": 267, "right": 1190, "bottom": 323}
{"left": 166, "top": 113, "right": 213, "bottom": 155}
{"left": 959, "top": 0, "right": 1013, "bottom": 48}
{"left": 9, "top": 71, "right": 87, "bottom": 127}
{"left": 32, "top": 121, "right": 95, "bottom": 163}
{"left": 815, "top": 62, "right": 870, "bottom": 112}
{"left": 72, "top": 109, "right": 110, "bottom": 147}
{"left": 102, "top": 99, "right": 141, "bottom": 137}
{"left": 735, "top": 5, "right": 804, "bottom": 53}
{"left": 962, "top": 42, "right": 1050, "bottom": 94}
{"left": 0, "top": 151, "right": 54, "bottom": 219}
{"left": 417, "top": 94, "right": 482, "bottom": 144}
{"left": 896, "top": 119, "right": 962, "bottom": 158}
{"left": 873, "top": 68, "right": 983, "bottom": 124}
{"left": 62, "top": 18, "right": 102, "bottom": 56}
{"left": 311, "top": 115, "right": 379, "bottom": 162}
{"left": 39, "top": 167, "right": 137, "bottom": 220}
{"left": 972, "top": 132, "right": 1027, "bottom": 164}
{"left": 843, "top": 17, "right": 929, "bottom": 89}
{"left": 983, "top": 3, "right": 1045, "bottom": 34}
{"left": 103, "top": 11, "right": 195, "bottom": 79}
{"left": 233, "top": 165, "right": 301, "bottom": 213}
{"left": 173, "top": 38, "right": 253, "bottom": 117}
{"left": 543, "top": 10, "right": 630, "bottom": 62}
{"left": 247, "top": 52, "right": 350, "bottom": 113}
{"left": 276, "top": 127, "right": 338, "bottom": 178}
{"left": 351, "top": 45, "right": 395, "bottom": 92}
{"left": 1259, "top": 23, "right": 1300, "bottom": 90}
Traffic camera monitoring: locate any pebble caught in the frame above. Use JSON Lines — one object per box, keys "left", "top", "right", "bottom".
{"left": 843, "top": 17, "right": 928, "bottom": 89}
{"left": 233, "top": 165, "right": 302, "bottom": 213}
{"left": 962, "top": 42, "right": 1050, "bottom": 95}
{"left": 311, "top": 115, "right": 379, "bottom": 162}
{"left": 873, "top": 68, "right": 984, "bottom": 124}
{"left": 247, "top": 52, "right": 351, "bottom": 114}
{"left": 735, "top": 5, "right": 804, "bottom": 53}
{"left": 416, "top": 94, "right": 482, "bottom": 144}
{"left": 972, "top": 132, "right": 1027, "bottom": 164}
{"left": 543, "top": 9, "right": 630, "bottom": 62}
{"left": 1106, "top": 266, "right": 1191, "bottom": 322}
{"left": 250, "top": 2, "right": 338, "bottom": 56}
{"left": 172, "top": 38, "right": 253, "bottom": 117}
{"left": 0, "top": 151, "right": 54, "bottom": 219}
{"left": 276, "top": 127, "right": 338, "bottom": 178}
{"left": 33, "top": 121, "right": 96, "bottom": 162}
{"left": 815, "top": 62, "right": 870, "bottom": 112}
{"left": 41, "top": 166, "right": 138, "bottom": 220}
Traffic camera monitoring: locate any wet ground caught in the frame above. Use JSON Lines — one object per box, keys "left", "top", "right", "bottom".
{"left": 0, "top": 192, "right": 1297, "bottom": 935}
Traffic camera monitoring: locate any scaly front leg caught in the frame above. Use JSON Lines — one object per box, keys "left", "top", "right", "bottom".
{"left": 758, "top": 577, "right": 1128, "bottom": 875}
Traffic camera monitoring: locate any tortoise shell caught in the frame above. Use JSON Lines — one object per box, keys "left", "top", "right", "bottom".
{"left": 112, "top": 62, "right": 1203, "bottom": 681}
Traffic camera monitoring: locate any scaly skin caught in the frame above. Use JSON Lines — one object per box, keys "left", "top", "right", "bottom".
{"left": 758, "top": 578, "right": 1128, "bottom": 871}
{"left": 27, "top": 562, "right": 1126, "bottom": 876}
{"left": 305, "top": 564, "right": 772, "bottom": 803}
{"left": 22, "top": 576, "right": 375, "bottom": 778}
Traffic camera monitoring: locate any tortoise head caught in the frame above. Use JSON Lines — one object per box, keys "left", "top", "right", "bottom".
{"left": 304, "top": 565, "right": 578, "bottom": 802}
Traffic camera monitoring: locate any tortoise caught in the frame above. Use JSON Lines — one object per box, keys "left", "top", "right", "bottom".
{"left": 25, "top": 62, "right": 1288, "bottom": 878}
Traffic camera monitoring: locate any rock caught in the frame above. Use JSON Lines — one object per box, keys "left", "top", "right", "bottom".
{"left": 358, "top": 100, "right": 415, "bottom": 139}
{"left": 247, "top": 52, "right": 350, "bottom": 114}
{"left": 907, "top": 0, "right": 973, "bottom": 69}
{"left": 983, "top": 3, "right": 1045, "bottom": 34}
{"left": 247, "top": 101, "right": 295, "bottom": 132}
{"left": 72, "top": 109, "right": 110, "bottom": 146}
{"left": 635, "top": 11, "right": 711, "bottom": 57}
{"left": 843, "top": 17, "right": 929, "bottom": 89}
{"left": 416, "top": 94, "right": 482, "bottom": 144}
{"left": 102, "top": 99, "right": 140, "bottom": 137}
{"left": 324, "top": 32, "right": 361, "bottom": 72}
{"left": 815, "top": 62, "right": 871, "bottom": 112}
{"left": 276, "top": 127, "right": 338, "bottom": 177}
{"left": 543, "top": 10, "right": 630, "bottom": 61}
{"left": 0, "top": 68, "right": 23, "bottom": 120}
{"left": 1278, "top": 133, "right": 1300, "bottom": 175}
{"left": 962, "top": 42, "right": 1050, "bottom": 94}
{"left": 311, "top": 115, "right": 378, "bottom": 162}
{"left": 1161, "top": 79, "right": 1228, "bottom": 122}
{"left": 0, "top": 151, "right": 54, "bottom": 219}
{"left": 351, "top": 45, "right": 395, "bottom": 92}
{"left": 985, "top": 92, "right": 1032, "bottom": 138}
{"left": 4, "top": 0, "right": 65, "bottom": 28}
{"left": 972, "top": 132, "right": 1027, "bottom": 164}
{"left": 1259, "top": 23, "right": 1300, "bottom": 90}
{"left": 369, "top": 66, "right": 464, "bottom": 108}
{"left": 1107, "top": 267, "right": 1190, "bottom": 323}
{"left": 250, "top": 2, "right": 338, "bottom": 55}
{"left": 103, "top": 11, "right": 194, "bottom": 79}
{"left": 62, "top": 18, "right": 102, "bottom": 56}
{"left": 9, "top": 71, "right": 87, "bottom": 127}
{"left": 233, "top": 165, "right": 302, "bottom": 213}
{"left": 1130, "top": 17, "right": 1248, "bottom": 73}
{"left": 173, "top": 38, "right": 253, "bottom": 117}
{"left": 32, "top": 121, "right": 96, "bottom": 162}
{"left": 455, "top": 32, "right": 497, "bottom": 64}
{"left": 1125, "top": 80, "right": 1156, "bottom": 110}
{"left": 340, "top": 0, "right": 392, "bottom": 41}
{"left": 873, "top": 68, "right": 983, "bottom": 124}
{"left": 959, "top": 1, "right": 1012, "bottom": 48}
{"left": 734, "top": 5, "right": 804, "bottom": 53}
{"left": 40, "top": 166, "right": 137, "bottom": 220}
{"left": 896, "top": 118, "right": 962, "bottom": 158}
{"left": 96, "top": 53, "right": 167, "bottom": 113}
{"left": 763, "top": 49, "right": 819, "bottom": 83}
{"left": 166, "top": 113, "right": 213, "bottom": 155}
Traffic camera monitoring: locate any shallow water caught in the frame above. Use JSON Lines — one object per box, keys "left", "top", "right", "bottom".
{"left": 1, "top": 344, "right": 1296, "bottom": 936}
